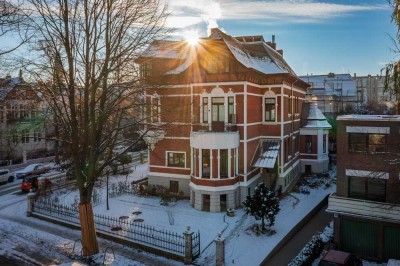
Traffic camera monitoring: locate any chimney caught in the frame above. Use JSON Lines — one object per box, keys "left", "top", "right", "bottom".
{"left": 354, "top": 73, "right": 356, "bottom": 78}
{"left": 19, "top": 69, "right": 23, "bottom": 79}
{"left": 270, "top": 34, "right": 276, "bottom": 50}
{"left": 277, "top": 49, "right": 284, "bottom": 56}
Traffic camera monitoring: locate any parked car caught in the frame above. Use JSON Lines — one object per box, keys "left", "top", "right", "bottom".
{"left": 20, "top": 175, "right": 51, "bottom": 192}
{"left": 319, "top": 250, "right": 362, "bottom": 266}
{"left": 0, "top": 169, "right": 13, "bottom": 183}
{"left": 21, "top": 175, "right": 39, "bottom": 192}
{"left": 13, "top": 164, "right": 50, "bottom": 179}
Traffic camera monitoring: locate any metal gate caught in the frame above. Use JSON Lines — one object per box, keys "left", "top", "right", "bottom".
{"left": 340, "top": 219, "right": 378, "bottom": 258}
{"left": 384, "top": 226, "right": 400, "bottom": 260}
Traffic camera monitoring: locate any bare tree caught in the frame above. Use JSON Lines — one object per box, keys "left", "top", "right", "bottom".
{"left": 22, "top": 0, "right": 168, "bottom": 256}
{"left": 0, "top": 0, "right": 31, "bottom": 56}
{"left": 383, "top": 0, "right": 400, "bottom": 114}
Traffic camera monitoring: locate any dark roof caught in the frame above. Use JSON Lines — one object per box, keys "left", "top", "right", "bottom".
{"left": 139, "top": 28, "right": 296, "bottom": 76}
{"left": 0, "top": 77, "right": 28, "bottom": 101}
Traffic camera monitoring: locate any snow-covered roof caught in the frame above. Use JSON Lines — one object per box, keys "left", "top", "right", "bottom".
{"left": 337, "top": 115, "right": 400, "bottom": 121}
{"left": 210, "top": 29, "right": 295, "bottom": 75}
{"left": 301, "top": 103, "right": 331, "bottom": 129}
{"left": 140, "top": 28, "right": 295, "bottom": 76}
{"left": 0, "top": 77, "right": 27, "bottom": 101}
{"left": 253, "top": 140, "right": 280, "bottom": 169}
{"left": 140, "top": 40, "right": 188, "bottom": 59}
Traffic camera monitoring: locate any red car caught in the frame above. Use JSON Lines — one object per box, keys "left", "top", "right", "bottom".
{"left": 21, "top": 175, "right": 51, "bottom": 192}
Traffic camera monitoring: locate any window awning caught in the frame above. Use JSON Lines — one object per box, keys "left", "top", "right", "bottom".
{"left": 253, "top": 140, "right": 280, "bottom": 169}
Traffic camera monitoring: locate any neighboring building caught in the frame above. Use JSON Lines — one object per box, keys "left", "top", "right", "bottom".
{"left": 354, "top": 74, "right": 397, "bottom": 113}
{"left": 0, "top": 75, "right": 50, "bottom": 161}
{"left": 137, "top": 28, "right": 330, "bottom": 212}
{"left": 300, "top": 73, "right": 357, "bottom": 117}
{"left": 299, "top": 102, "right": 331, "bottom": 173}
{"left": 327, "top": 115, "right": 400, "bottom": 261}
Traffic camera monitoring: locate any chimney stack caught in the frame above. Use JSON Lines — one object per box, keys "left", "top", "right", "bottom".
{"left": 272, "top": 34, "right": 275, "bottom": 43}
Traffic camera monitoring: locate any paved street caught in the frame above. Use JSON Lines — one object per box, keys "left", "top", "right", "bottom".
{"left": 263, "top": 204, "right": 332, "bottom": 266}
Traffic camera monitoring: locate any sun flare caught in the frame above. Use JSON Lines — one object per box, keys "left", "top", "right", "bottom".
{"left": 184, "top": 30, "right": 199, "bottom": 45}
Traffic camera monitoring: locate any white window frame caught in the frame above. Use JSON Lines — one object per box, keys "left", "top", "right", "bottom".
{"left": 165, "top": 151, "right": 186, "bottom": 168}
{"left": 200, "top": 87, "right": 236, "bottom": 125}
{"left": 262, "top": 91, "right": 277, "bottom": 124}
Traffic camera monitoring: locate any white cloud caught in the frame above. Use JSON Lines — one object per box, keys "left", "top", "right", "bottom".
{"left": 166, "top": 0, "right": 386, "bottom": 31}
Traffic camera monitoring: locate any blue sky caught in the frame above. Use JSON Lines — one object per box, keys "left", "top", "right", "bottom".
{"left": 167, "top": 0, "right": 396, "bottom": 76}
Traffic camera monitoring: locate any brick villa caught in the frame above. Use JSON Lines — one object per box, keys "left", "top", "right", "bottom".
{"left": 137, "top": 29, "right": 330, "bottom": 212}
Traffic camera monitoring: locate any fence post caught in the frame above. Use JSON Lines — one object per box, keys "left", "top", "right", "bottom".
{"left": 27, "top": 193, "right": 35, "bottom": 216}
{"left": 183, "top": 226, "right": 194, "bottom": 264}
{"left": 215, "top": 233, "right": 225, "bottom": 266}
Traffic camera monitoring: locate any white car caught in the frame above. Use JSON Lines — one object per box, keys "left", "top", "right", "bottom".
{"left": 13, "top": 163, "right": 50, "bottom": 179}
{"left": 0, "top": 169, "right": 13, "bottom": 183}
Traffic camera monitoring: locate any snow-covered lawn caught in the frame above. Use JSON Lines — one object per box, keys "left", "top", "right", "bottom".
{"left": 0, "top": 163, "right": 337, "bottom": 265}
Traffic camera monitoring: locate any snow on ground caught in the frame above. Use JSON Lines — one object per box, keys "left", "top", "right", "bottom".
{"left": 0, "top": 163, "right": 336, "bottom": 265}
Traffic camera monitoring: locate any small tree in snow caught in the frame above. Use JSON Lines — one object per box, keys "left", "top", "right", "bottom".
{"left": 243, "top": 183, "right": 280, "bottom": 233}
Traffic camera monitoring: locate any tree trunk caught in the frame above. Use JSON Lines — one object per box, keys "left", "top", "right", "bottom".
{"left": 397, "top": 99, "right": 400, "bottom": 115}
{"left": 78, "top": 203, "right": 99, "bottom": 256}
{"left": 261, "top": 216, "right": 266, "bottom": 230}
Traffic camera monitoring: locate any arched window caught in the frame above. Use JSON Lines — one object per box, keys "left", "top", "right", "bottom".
{"left": 263, "top": 91, "right": 276, "bottom": 123}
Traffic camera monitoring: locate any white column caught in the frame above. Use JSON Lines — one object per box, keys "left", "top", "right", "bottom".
{"left": 210, "top": 149, "right": 213, "bottom": 178}
{"left": 190, "top": 147, "right": 194, "bottom": 176}
{"left": 199, "top": 149, "right": 202, "bottom": 178}
{"left": 235, "top": 148, "right": 239, "bottom": 176}
{"left": 224, "top": 96, "right": 228, "bottom": 124}
{"left": 208, "top": 96, "right": 212, "bottom": 131}
{"left": 325, "top": 133, "right": 329, "bottom": 154}
{"left": 317, "top": 130, "right": 323, "bottom": 158}
{"left": 228, "top": 148, "right": 232, "bottom": 178}
{"left": 217, "top": 149, "right": 221, "bottom": 179}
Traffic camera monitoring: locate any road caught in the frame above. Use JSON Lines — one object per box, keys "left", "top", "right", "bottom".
{"left": 0, "top": 180, "right": 23, "bottom": 196}
{"left": 263, "top": 203, "right": 332, "bottom": 266}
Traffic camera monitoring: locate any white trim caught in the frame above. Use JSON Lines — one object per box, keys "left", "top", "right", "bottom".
{"left": 160, "top": 81, "right": 306, "bottom": 94}
{"left": 346, "top": 126, "right": 390, "bottom": 134}
{"left": 244, "top": 83, "right": 248, "bottom": 176}
{"left": 345, "top": 169, "right": 389, "bottom": 179}
{"left": 239, "top": 172, "right": 261, "bottom": 187}
{"left": 164, "top": 137, "right": 190, "bottom": 140}
{"left": 148, "top": 172, "right": 190, "bottom": 179}
{"left": 165, "top": 151, "right": 187, "bottom": 168}
{"left": 279, "top": 160, "right": 300, "bottom": 178}
{"left": 159, "top": 94, "right": 202, "bottom": 97}
{"left": 189, "top": 182, "right": 240, "bottom": 192}
{"left": 150, "top": 165, "right": 190, "bottom": 171}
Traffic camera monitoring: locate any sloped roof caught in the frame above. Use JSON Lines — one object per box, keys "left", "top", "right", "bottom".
{"left": 140, "top": 28, "right": 295, "bottom": 76}
{"left": 253, "top": 140, "right": 280, "bottom": 169}
{"left": 0, "top": 77, "right": 27, "bottom": 101}
{"left": 301, "top": 102, "right": 331, "bottom": 129}
{"left": 212, "top": 29, "right": 295, "bottom": 75}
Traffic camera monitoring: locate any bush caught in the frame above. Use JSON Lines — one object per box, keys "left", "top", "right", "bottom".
{"left": 288, "top": 235, "right": 324, "bottom": 266}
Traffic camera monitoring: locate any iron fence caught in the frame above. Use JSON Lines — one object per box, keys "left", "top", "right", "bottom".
{"left": 31, "top": 198, "right": 199, "bottom": 259}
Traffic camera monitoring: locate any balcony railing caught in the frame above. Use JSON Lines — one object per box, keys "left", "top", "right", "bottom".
{"left": 327, "top": 193, "right": 400, "bottom": 223}
{"left": 192, "top": 114, "right": 237, "bottom": 132}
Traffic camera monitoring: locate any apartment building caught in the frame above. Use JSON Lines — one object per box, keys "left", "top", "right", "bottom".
{"left": 300, "top": 73, "right": 357, "bottom": 117}
{"left": 354, "top": 74, "right": 397, "bottom": 113}
{"left": 0, "top": 74, "right": 49, "bottom": 161}
{"left": 327, "top": 115, "right": 400, "bottom": 261}
{"left": 137, "top": 28, "right": 331, "bottom": 212}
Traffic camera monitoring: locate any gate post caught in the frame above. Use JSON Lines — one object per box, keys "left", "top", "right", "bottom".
{"left": 183, "top": 226, "right": 193, "bottom": 264}
{"left": 27, "top": 193, "right": 35, "bottom": 216}
{"left": 215, "top": 233, "right": 225, "bottom": 266}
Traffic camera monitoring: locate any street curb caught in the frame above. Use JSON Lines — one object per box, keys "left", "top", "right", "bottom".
{"left": 260, "top": 193, "right": 330, "bottom": 265}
